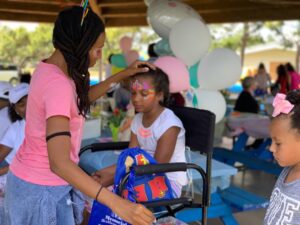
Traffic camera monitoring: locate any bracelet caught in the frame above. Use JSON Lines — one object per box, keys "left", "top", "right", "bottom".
{"left": 95, "top": 186, "right": 104, "bottom": 201}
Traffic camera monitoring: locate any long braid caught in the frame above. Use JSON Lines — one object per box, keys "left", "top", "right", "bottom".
{"left": 53, "top": 6, "right": 105, "bottom": 117}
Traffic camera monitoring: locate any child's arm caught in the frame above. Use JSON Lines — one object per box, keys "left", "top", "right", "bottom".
{"left": 46, "top": 116, "right": 154, "bottom": 225}
{"left": 154, "top": 127, "right": 180, "bottom": 163}
{"left": 92, "top": 131, "right": 139, "bottom": 186}
{"left": 129, "top": 132, "right": 139, "bottom": 148}
{"left": 0, "top": 144, "right": 11, "bottom": 163}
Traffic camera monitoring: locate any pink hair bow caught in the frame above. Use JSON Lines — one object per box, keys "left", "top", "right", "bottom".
{"left": 272, "top": 93, "right": 294, "bottom": 117}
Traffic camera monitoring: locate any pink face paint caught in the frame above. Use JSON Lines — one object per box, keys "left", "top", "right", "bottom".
{"left": 131, "top": 80, "right": 154, "bottom": 91}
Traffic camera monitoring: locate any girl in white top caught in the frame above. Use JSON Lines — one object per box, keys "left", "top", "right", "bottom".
{"left": 93, "top": 67, "right": 187, "bottom": 197}
{"left": 0, "top": 83, "right": 28, "bottom": 176}
{"left": 0, "top": 82, "right": 13, "bottom": 140}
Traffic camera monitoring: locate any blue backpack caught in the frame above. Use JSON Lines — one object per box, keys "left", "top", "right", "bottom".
{"left": 88, "top": 147, "right": 174, "bottom": 225}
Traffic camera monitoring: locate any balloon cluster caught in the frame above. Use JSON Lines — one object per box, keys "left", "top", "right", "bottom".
{"left": 145, "top": 0, "right": 242, "bottom": 123}
{"left": 110, "top": 36, "right": 140, "bottom": 74}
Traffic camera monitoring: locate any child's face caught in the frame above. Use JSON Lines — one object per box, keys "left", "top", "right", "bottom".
{"left": 14, "top": 96, "right": 28, "bottom": 119}
{"left": 269, "top": 117, "right": 300, "bottom": 167}
{"left": 130, "top": 77, "right": 162, "bottom": 113}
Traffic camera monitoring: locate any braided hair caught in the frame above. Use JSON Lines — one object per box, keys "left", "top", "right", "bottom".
{"left": 53, "top": 6, "right": 105, "bottom": 117}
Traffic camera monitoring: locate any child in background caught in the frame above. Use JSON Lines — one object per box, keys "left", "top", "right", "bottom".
{"left": 93, "top": 67, "right": 187, "bottom": 197}
{"left": 0, "top": 82, "right": 13, "bottom": 140}
{"left": 0, "top": 83, "right": 28, "bottom": 225}
{"left": 0, "top": 83, "right": 28, "bottom": 175}
{"left": 264, "top": 90, "right": 300, "bottom": 225}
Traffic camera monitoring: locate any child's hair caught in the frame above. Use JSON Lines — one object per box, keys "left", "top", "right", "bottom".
{"left": 8, "top": 96, "right": 27, "bottom": 122}
{"left": 242, "top": 77, "right": 255, "bottom": 90}
{"left": 9, "top": 105, "right": 22, "bottom": 123}
{"left": 131, "top": 67, "right": 170, "bottom": 107}
{"left": 53, "top": 6, "right": 105, "bottom": 117}
{"left": 275, "top": 90, "right": 300, "bottom": 134}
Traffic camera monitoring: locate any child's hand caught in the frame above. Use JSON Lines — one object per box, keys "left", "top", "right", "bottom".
{"left": 122, "top": 61, "right": 156, "bottom": 77}
{"left": 112, "top": 198, "right": 155, "bottom": 225}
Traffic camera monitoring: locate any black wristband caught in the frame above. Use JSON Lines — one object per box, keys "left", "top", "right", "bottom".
{"left": 46, "top": 131, "right": 71, "bottom": 142}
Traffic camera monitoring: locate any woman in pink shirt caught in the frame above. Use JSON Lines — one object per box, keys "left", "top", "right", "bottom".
{"left": 4, "top": 2, "right": 155, "bottom": 225}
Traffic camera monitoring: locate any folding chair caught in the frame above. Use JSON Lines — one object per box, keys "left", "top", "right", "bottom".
{"left": 79, "top": 106, "right": 215, "bottom": 225}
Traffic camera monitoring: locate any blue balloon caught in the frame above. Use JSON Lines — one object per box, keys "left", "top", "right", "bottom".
{"left": 154, "top": 39, "right": 173, "bottom": 56}
{"left": 189, "top": 63, "right": 200, "bottom": 88}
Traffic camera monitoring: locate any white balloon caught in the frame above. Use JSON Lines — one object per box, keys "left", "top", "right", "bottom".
{"left": 195, "top": 90, "right": 226, "bottom": 123}
{"left": 170, "top": 18, "right": 211, "bottom": 66}
{"left": 197, "top": 48, "right": 242, "bottom": 90}
{"left": 147, "top": 0, "right": 202, "bottom": 39}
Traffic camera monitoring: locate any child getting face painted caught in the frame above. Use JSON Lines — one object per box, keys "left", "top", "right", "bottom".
{"left": 93, "top": 67, "right": 187, "bottom": 198}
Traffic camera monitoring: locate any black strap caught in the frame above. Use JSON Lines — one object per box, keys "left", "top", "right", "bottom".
{"left": 46, "top": 131, "right": 71, "bottom": 142}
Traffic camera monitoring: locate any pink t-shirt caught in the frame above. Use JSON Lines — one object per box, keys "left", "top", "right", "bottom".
{"left": 290, "top": 71, "right": 300, "bottom": 90}
{"left": 10, "top": 62, "right": 84, "bottom": 186}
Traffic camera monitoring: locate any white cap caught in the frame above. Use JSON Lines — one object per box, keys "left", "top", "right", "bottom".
{"left": 8, "top": 83, "right": 29, "bottom": 104}
{"left": 0, "top": 81, "right": 13, "bottom": 100}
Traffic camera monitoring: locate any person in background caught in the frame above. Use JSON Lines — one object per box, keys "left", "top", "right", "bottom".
{"left": 113, "top": 79, "right": 131, "bottom": 111}
{"left": 275, "top": 64, "right": 291, "bottom": 94}
{"left": 285, "top": 62, "right": 300, "bottom": 91}
{"left": 20, "top": 73, "right": 31, "bottom": 84}
{"left": 254, "top": 63, "right": 271, "bottom": 96}
{"left": 0, "top": 83, "right": 28, "bottom": 175}
{"left": 147, "top": 43, "right": 158, "bottom": 63}
{"left": 4, "top": 3, "right": 155, "bottom": 225}
{"left": 0, "top": 82, "right": 13, "bottom": 140}
{"left": 264, "top": 90, "right": 300, "bottom": 225}
{"left": 234, "top": 77, "right": 259, "bottom": 114}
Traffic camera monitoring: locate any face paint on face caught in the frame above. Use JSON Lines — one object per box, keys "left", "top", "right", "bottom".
{"left": 131, "top": 80, "right": 155, "bottom": 100}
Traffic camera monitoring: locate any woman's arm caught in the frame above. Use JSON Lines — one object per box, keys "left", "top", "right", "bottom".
{"left": 88, "top": 61, "right": 155, "bottom": 103}
{"left": 154, "top": 127, "right": 180, "bottom": 163}
{"left": 46, "top": 116, "right": 154, "bottom": 225}
{"left": 0, "top": 144, "right": 12, "bottom": 163}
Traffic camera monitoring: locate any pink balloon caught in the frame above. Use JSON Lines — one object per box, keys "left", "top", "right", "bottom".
{"left": 119, "top": 36, "right": 132, "bottom": 53}
{"left": 154, "top": 56, "right": 190, "bottom": 93}
{"left": 125, "top": 50, "right": 139, "bottom": 66}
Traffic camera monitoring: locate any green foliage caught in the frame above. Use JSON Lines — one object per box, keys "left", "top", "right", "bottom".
{"left": 0, "top": 24, "right": 54, "bottom": 71}
{"left": 210, "top": 23, "right": 265, "bottom": 51}
{"left": 109, "top": 108, "right": 126, "bottom": 127}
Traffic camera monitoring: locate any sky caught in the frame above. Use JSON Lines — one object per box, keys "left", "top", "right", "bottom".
{"left": 0, "top": 21, "right": 39, "bottom": 31}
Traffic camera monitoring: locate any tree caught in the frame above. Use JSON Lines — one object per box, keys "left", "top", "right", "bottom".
{"left": 265, "top": 21, "right": 300, "bottom": 71}
{"left": 0, "top": 24, "right": 54, "bottom": 71}
{"left": 210, "top": 23, "right": 264, "bottom": 66}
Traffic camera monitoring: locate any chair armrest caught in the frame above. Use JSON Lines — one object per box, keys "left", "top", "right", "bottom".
{"left": 91, "top": 142, "right": 129, "bottom": 151}
{"left": 79, "top": 141, "right": 129, "bottom": 156}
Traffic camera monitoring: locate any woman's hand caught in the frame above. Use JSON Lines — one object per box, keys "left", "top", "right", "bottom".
{"left": 120, "top": 61, "right": 156, "bottom": 78}
{"left": 113, "top": 198, "right": 155, "bottom": 225}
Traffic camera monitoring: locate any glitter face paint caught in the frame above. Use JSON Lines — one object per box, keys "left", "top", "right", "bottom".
{"left": 131, "top": 80, "right": 155, "bottom": 100}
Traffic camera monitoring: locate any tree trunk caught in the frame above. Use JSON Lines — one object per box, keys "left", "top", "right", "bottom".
{"left": 240, "top": 22, "right": 249, "bottom": 68}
